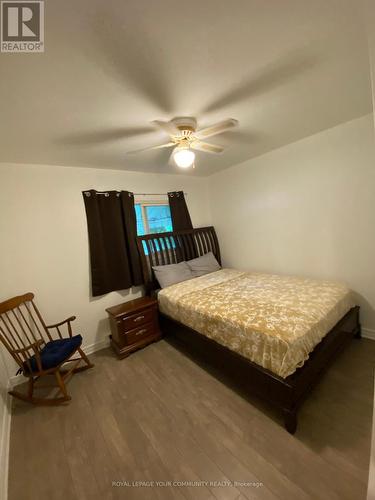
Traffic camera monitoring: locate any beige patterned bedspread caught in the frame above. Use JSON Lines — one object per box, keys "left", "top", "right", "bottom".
{"left": 158, "top": 269, "right": 354, "bottom": 378}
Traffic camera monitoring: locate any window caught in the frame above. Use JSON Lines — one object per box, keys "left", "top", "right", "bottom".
{"left": 135, "top": 202, "right": 173, "bottom": 236}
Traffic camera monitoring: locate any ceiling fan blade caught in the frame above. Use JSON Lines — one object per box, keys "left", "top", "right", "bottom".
{"left": 94, "top": 9, "right": 173, "bottom": 114}
{"left": 192, "top": 141, "right": 224, "bottom": 154}
{"left": 151, "top": 120, "right": 179, "bottom": 136}
{"left": 202, "top": 52, "right": 316, "bottom": 114}
{"left": 58, "top": 126, "right": 156, "bottom": 146}
{"left": 196, "top": 119, "right": 238, "bottom": 139}
{"left": 127, "top": 142, "right": 175, "bottom": 155}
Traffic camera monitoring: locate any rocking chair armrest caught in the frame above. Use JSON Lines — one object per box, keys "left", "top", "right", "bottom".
{"left": 46, "top": 316, "right": 76, "bottom": 338}
{"left": 46, "top": 316, "right": 76, "bottom": 329}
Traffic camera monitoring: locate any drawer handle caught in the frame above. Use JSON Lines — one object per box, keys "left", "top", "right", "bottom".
{"left": 135, "top": 329, "right": 147, "bottom": 336}
{"left": 133, "top": 315, "right": 145, "bottom": 322}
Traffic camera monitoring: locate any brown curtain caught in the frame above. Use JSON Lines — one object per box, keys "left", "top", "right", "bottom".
{"left": 83, "top": 190, "right": 143, "bottom": 297}
{"left": 120, "top": 191, "right": 143, "bottom": 286}
{"left": 168, "top": 191, "right": 193, "bottom": 230}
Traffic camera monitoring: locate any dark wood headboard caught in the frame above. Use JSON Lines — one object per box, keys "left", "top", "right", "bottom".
{"left": 136, "top": 226, "right": 221, "bottom": 294}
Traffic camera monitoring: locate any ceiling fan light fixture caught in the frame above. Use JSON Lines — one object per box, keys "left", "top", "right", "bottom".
{"left": 173, "top": 147, "right": 195, "bottom": 168}
{"left": 127, "top": 117, "right": 239, "bottom": 170}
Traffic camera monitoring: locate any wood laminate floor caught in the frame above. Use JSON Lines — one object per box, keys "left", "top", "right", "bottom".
{"left": 8, "top": 337, "right": 375, "bottom": 500}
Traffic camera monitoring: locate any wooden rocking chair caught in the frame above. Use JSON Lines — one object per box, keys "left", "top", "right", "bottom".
{"left": 0, "top": 293, "right": 94, "bottom": 405}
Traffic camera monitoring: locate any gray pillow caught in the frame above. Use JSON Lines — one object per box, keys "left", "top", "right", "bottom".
{"left": 152, "top": 261, "right": 193, "bottom": 289}
{"left": 186, "top": 252, "right": 221, "bottom": 277}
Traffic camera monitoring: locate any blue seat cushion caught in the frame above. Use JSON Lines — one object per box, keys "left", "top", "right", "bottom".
{"left": 24, "top": 335, "right": 82, "bottom": 373}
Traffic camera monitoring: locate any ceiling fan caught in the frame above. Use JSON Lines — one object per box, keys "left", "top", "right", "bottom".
{"left": 127, "top": 117, "right": 239, "bottom": 168}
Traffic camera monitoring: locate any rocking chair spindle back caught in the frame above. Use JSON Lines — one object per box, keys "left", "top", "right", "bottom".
{"left": 0, "top": 293, "right": 94, "bottom": 405}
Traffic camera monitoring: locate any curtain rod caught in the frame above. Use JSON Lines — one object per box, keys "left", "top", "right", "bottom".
{"left": 85, "top": 191, "right": 187, "bottom": 196}
{"left": 135, "top": 192, "right": 187, "bottom": 196}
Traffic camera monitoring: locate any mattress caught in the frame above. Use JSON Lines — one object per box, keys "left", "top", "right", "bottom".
{"left": 158, "top": 269, "right": 354, "bottom": 378}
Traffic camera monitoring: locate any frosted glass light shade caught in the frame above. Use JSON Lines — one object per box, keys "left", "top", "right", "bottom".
{"left": 173, "top": 148, "right": 195, "bottom": 168}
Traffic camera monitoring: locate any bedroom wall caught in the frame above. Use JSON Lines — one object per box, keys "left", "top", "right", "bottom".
{"left": 366, "top": 0, "right": 375, "bottom": 132}
{"left": 0, "top": 163, "right": 211, "bottom": 374}
{"left": 209, "top": 113, "right": 375, "bottom": 334}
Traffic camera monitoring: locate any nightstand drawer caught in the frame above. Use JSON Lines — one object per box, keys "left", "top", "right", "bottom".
{"left": 124, "top": 322, "right": 155, "bottom": 344}
{"left": 118, "top": 307, "right": 155, "bottom": 332}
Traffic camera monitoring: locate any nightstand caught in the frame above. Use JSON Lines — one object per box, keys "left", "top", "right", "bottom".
{"left": 106, "top": 297, "right": 161, "bottom": 358}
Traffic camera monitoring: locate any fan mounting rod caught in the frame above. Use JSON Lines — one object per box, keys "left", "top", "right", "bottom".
{"left": 171, "top": 117, "right": 197, "bottom": 133}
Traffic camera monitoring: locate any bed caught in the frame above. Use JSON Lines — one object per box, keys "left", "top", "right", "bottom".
{"left": 136, "top": 226, "right": 361, "bottom": 433}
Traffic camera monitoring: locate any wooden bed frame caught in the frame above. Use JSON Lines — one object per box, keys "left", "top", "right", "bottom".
{"left": 136, "top": 226, "right": 361, "bottom": 433}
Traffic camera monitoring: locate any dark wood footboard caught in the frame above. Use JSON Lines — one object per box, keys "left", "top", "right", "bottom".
{"left": 159, "top": 306, "right": 360, "bottom": 434}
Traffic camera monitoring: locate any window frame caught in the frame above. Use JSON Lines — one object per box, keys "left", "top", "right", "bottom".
{"left": 134, "top": 199, "right": 172, "bottom": 236}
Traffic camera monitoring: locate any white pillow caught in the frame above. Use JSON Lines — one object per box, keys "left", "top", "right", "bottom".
{"left": 186, "top": 252, "right": 221, "bottom": 277}
{"left": 152, "top": 261, "right": 193, "bottom": 289}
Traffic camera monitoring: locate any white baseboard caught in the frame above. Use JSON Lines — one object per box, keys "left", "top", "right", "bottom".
{"left": 83, "top": 337, "right": 110, "bottom": 356}
{"left": 8, "top": 374, "right": 23, "bottom": 390}
{"left": 0, "top": 388, "right": 11, "bottom": 500}
{"left": 362, "top": 328, "right": 375, "bottom": 341}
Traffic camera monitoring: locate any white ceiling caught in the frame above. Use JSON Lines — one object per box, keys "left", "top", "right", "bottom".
{"left": 0, "top": 0, "right": 372, "bottom": 176}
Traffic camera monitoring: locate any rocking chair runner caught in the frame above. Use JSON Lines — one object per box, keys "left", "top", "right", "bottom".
{"left": 0, "top": 292, "right": 94, "bottom": 405}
